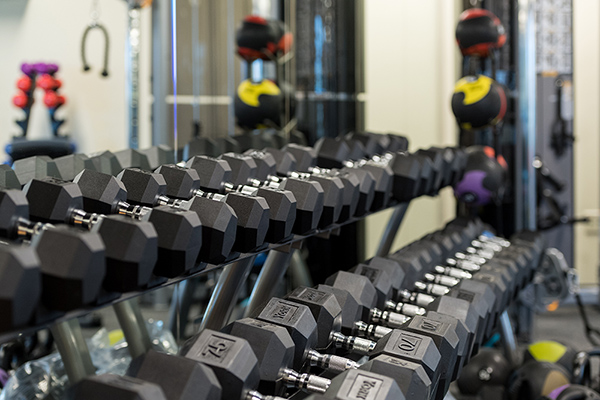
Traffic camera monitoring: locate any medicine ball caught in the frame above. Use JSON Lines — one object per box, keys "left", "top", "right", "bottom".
{"left": 454, "top": 145, "right": 506, "bottom": 206}
{"left": 508, "top": 361, "right": 571, "bottom": 400}
{"left": 456, "top": 8, "right": 506, "bottom": 57}
{"left": 235, "top": 79, "right": 283, "bottom": 129}
{"left": 544, "top": 385, "right": 600, "bottom": 400}
{"left": 524, "top": 341, "right": 577, "bottom": 375}
{"left": 457, "top": 348, "right": 512, "bottom": 395}
{"left": 452, "top": 75, "right": 507, "bottom": 130}
{"left": 236, "top": 15, "right": 279, "bottom": 61}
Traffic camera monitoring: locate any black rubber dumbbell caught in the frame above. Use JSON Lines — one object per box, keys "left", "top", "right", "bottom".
{"left": 0, "top": 188, "right": 106, "bottom": 311}
{"left": 170, "top": 158, "right": 296, "bottom": 244}
{"left": 317, "top": 273, "right": 419, "bottom": 334}
{"left": 250, "top": 298, "right": 364, "bottom": 372}
{"left": 323, "top": 270, "right": 465, "bottom": 400}
{"left": 261, "top": 145, "right": 352, "bottom": 228}
{"left": 66, "top": 374, "right": 167, "bottom": 400}
{"left": 304, "top": 369, "right": 405, "bottom": 400}
{"left": 285, "top": 142, "right": 377, "bottom": 218}
{"left": 313, "top": 136, "right": 397, "bottom": 210}
{"left": 0, "top": 242, "right": 41, "bottom": 332}
{"left": 187, "top": 153, "right": 324, "bottom": 236}
{"left": 73, "top": 169, "right": 203, "bottom": 278}
{"left": 128, "top": 349, "right": 222, "bottom": 400}
{"left": 115, "top": 168, "right": 238, "bottom": 263}
{"left": 222, "top": 318, "right": 331, "bottom": 395}
{"left": 22, "top": 178, "right": 162, "bottom": 292}
{"left": 243, "top": 149, "right": 370, "bottom": 222}
{"left": 179, "top": 329, "right": 290, "bottom": 400}
{"left": 282, "top": 286, "right": 439, "bottom": 398}
{"left": 12, "top": 155, "right": 62, "bottom": 186}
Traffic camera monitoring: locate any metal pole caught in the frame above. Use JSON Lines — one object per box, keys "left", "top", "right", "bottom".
{"left": 113, "top": 299, "right": 153, "bottom": 359}
{"left": 50, "top": 319, "right": 96, "bottom": 384}
{"left": 167, "top": 278, "right": 199, "bottom": 339}
{"left": 244, "top": 250, "right": 295, "bottom": 317}
{"left": 499, "top": 310, "right": 520, "bottom": 368}
{"left": 289, "top": 250, "right": 313, "bottom": 288}
{"left": 517, "top": 0, "right": 537, "bottom": 231}
{"left": 375, "top": 202, "right": 410, "bottom": 257}
{"left": 126, "top": 6, "right": 141, "bottom": 149}
{"left": 199, "top": 256, "right": 256, "bottom": 331}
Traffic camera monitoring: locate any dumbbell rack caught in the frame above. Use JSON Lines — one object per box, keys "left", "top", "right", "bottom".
{"left": 0, "top": 200, "right": 412, "bottom": 345}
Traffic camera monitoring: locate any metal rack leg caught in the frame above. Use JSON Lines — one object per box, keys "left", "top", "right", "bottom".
{"left": 113, "top": 299, "right": 153, "bottom": 359}
{"left": 244, "top": 250, "right": 295, "bottom": 318}
{"left": 167, "top": 278, "right": 199, "bottom": 339}
{"left": 499, "top": 310, "right": 520, "bottom": 368}
{"left": 289, "top": 250, "right": 313, "bottom": 288}
{"left": 50, "top": 319, "right": 96, "bottom": 384}
{"left": 199, "top": 256, "right": 256, "bottom": 331}
{"left": 375, "top": 202, "right": 410, "bottom": 257}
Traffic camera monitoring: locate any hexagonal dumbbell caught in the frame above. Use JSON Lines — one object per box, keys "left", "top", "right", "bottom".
{"left": 304, "top": 369, "right": 405, "bottom": 400}
{"left": 114, "top": 168, "right": 238, "bottom": 263}
{"left": 0, "top": 188, "right": 106, "bottom": 311}
{"left": 22, "top": 178, "right": 159, "bottom": 292}
{"left": 0, "top": 242, "right": 41, "bottom": 332}
{"left": 231, "top": 150, "right": 324, "bottom": 234}
{"left": 222, "top": 318, "right": 331, "bottom": 395}
{"left": 158, "top": 160, "right": 295, "bottom": 245}
{"left": 250, "top": 298, "right": 361, "bottom": 372}
{"left": 246, "top": 148, "right": 373, "bottom": 221}
{"left": 128, "top": 349, "right": 223, "bottom": 399}
{"left": 119, "top": 166, "right": 271, "bottom": 255}
{"left": 73, "top": 169, "right": 203, "bottom": 278}
{"left": 179, "top": 329, "right": 287, "bottom": 400}
{"left": 259, "top": 146, "right": 357, "bottom": 227}
{"left": 66, "top": 374, "right": 167, "bottom": 400}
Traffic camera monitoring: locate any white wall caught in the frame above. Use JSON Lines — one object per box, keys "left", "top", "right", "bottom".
{"left": 363, "top": 0, "right": 460, "bottom": 257}
{"left": 573, "top": 0, "right": 600, "bottom": 285}
{"left": 0, "top": 0, "right": 153, "bottom": 156}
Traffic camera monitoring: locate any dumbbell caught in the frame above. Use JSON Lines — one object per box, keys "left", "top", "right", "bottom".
{"left": 315, "top": 135, "right": 420, "bottom": 202}
{"left": 284, "top": 287, "right": 397, "bottom": 352}
{"left": 241, "top": 148, "right": 348, "bottom": 228}
{"left": 128, "top": 349, "right": 222, "bottom": 400}
{"left": 221, "top": 318, "right": 331, "bottom": 395}
{"left": 244, "top": 149, "right": 369, "bottom": 223}
{"left": 282, "top": 287, "right": 449, "bottom": 399}
{"left": 388, "top": 242, "right": 512, "bottom": 355}
{"left": 303, "top": 369, "right": 404, "bottom": 400}
{"left": 11, "top": 156, "right": 62, "bottom": 186}
{"left": 179, "top": 329, "right": 289, "bottom": 400}
{"left": 114, "top": 168, "right": 238, "bottom": 263}
{"left": 87, "top": 150, "right": 125, "bottom": 175}
{"left": 310, "top": 273, "right": 420, "bottom": 335}
{"left": 322, "top": 271, "right": 467, "bottom": 399}
{"left": 0, "top": 188, "right": 106, "bottom": 311}
{"left": 21, "top": 178, "right": 161, "bottom": 292}
{"left": 249, "top": 298, "right": 364, "bottom": 372}
{"left": 72, "top": 169, "right": 203, "bottom": 278}
{"left": 0, "top": 165, "right": 21, "bottom": 189}
{"left": 66, "top": 374, "right": 167, "bottom": 400}
{"left": 0, "top": 241, "right": 41, "bottom": 332}
{"left": 120, "top": 166, "right": 270, "bottom": 254}
{"left": 285, "top": 282, "right": 445, "bottom": 399}
{"left": 263, "top": 289, "right": 458, "bottom": 400}
{"left": 186, "top": 153, "right": 324, "bottom": 235}
{"left": 167, "top": 158, "right": 296, "bottom": 244}
{"left": 380, "top": 239, "right": 505, "bottom": 341}
{"left": 314, "top": 140, "right": 393, "bottom": 212}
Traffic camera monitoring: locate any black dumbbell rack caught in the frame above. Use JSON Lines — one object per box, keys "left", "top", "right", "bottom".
{"left": 0, "top": 198, "right": 412, "bottom": 344}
